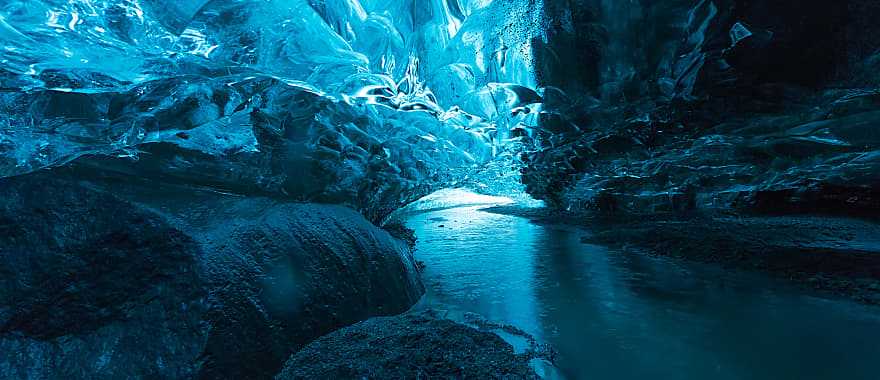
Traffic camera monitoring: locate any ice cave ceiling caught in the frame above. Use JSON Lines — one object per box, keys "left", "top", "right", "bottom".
{"left": 1, "top": 0, "right": 879, "bottom": 219}
{"left": 5, "top": 2, "right": 880, "bottom": 379}
{"left": 0, "top": 0, "right": 549, "bottom": 208}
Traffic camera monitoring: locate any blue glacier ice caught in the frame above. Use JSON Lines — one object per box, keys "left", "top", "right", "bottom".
{"left": 0, "top": 0, "right": 550, "bottom": 217}
{"left": 3, "top": 2, "right": 880, "bottom": 379}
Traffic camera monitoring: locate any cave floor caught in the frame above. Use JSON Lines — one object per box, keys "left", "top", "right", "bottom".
{"left": 402, "top": 201, "right": 880, "bottom": 380}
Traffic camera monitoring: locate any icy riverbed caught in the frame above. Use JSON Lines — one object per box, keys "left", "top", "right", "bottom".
{"left": 399, "top": 192, "right": 880, "bottom": 380}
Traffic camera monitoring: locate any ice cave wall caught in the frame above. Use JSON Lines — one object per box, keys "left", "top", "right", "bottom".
{"left": 522, "top": 0, "right": 880, "bottom": 216}
{"left": 0, "top": 0, "right": 547, "bottom": 221}
{"left": 2, "top": 0, "right": 879, "bottom": 218}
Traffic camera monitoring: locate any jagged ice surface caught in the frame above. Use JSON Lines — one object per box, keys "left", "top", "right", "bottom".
{"left": 0, "top": 0, "right": 547, "bottom": 218}
{"left": 5, "top": 0, "right": 879, "bottom": 218}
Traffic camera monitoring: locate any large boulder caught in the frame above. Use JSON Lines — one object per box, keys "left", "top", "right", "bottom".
{"left": 192, "top": 198, "right": 424, "bottom": 379}
{"left": 276, "top": 311, "right": 557, "bottom": 379}
{"left": 0, "top": 173, "right": 208, "bottom": 379}
{"left": 0, "top": 170, "right": 424, "bottom": 379}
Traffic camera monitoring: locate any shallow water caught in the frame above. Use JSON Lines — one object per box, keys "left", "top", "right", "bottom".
{"left": 402, "top": 203, "right": 880, "bottom": 380}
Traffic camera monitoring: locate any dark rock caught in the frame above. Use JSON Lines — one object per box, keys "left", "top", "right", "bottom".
{"left": 743, "top": 183, "right": 880, "bottom": 218}
{"left": 522, "top": 1, "right": 880, "bottom": 217}
{"left": 194, "top": 199, "right": 424, "bottom": 379}
{"left": 0, "top": 170, "right": 424, "bottom": 379}
{"left": 586, "top": 214, "right": 880, "bottom": 304}
{"left": 0, "top": 174, "right": 208, "bottom": 379}
{"left": 482, "top": 205, "right": 880, "bottom": 304}
{"left": 275, "top": 311, "right": 556, "bottom": 380}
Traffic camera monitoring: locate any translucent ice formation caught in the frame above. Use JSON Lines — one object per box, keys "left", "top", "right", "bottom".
{"left": 0, "top": 0, "right": 546, "bottom": 217}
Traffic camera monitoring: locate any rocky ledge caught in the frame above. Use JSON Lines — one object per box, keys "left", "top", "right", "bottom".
{"left": 0, "top": 169, "right": 424, "bottom": 379}
{"left": 276, "top": 311, "right": 559, "bottom": 380}
{"left": 485, "top": 206, "right": 880, "bottom": 305}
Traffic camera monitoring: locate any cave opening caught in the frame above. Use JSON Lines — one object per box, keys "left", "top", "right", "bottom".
{"left": 1, "top": 1, "right": 880, "bottom": 379}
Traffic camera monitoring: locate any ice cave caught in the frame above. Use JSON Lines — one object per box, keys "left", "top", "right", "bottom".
{"left": 1, "top": 0, "right": 880, "bottom": 379}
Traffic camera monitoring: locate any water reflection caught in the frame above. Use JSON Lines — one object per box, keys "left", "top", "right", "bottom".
{"left": 404, "top": 202, "right": 880, "bottom": 380}
{"left": 406, "top": 205, "right": 542, "bottom": 332}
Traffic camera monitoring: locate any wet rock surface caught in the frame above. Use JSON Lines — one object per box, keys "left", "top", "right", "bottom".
{"left": 276, "top": 311, "right": 556, "bottom": 380}
{"left": 585, "top": 215, "right": 880, "bottom": 305}
{"left": 0, "top": 169, "right": 424, "bottom": 379}
{"left": 0, "top": 1, "right": 877, "bottom": 377}
{"left": 515, "top": 1, "right": 880, "bottom": 307}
